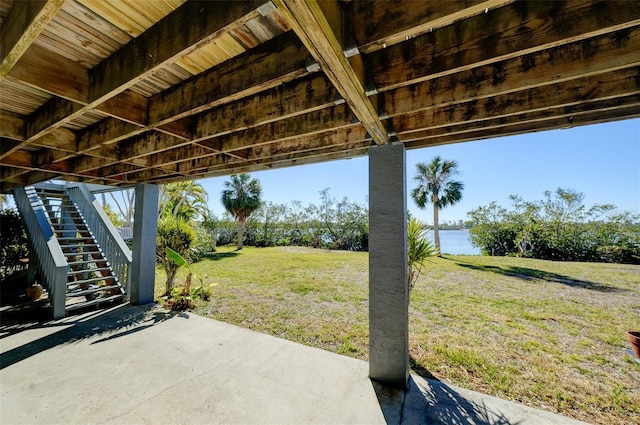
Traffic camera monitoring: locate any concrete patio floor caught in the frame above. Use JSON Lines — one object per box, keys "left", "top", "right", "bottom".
{"left": 1, "top": 303, "right": 589, "bottom": 425}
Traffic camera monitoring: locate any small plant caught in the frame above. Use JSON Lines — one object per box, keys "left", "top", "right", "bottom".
{"left": 161, "top": 247, "right": 218, "bottom": 311}
{"left": 407, "top": 217, "right": 436, "bottom": 291}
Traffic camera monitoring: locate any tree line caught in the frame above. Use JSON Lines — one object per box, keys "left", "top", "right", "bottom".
{"left": 468, "top": 188, "right": 640, "bottom": 264}
{"left": 211, "top": 188, "right": 369, "bottom": 252}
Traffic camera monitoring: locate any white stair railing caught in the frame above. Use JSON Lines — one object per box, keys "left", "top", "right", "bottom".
{"left": 13, "top": 187, "right": 67, "bottom": 318}
{"left": 65, "top": 184, "right": 132, "bottom": 294}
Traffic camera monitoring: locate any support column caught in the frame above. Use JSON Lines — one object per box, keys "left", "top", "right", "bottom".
{"left": 129, "top": 183, "right": 159, "bottom": 305}
{"left": 368, "top": 143, "right": 409, "bottom": 387}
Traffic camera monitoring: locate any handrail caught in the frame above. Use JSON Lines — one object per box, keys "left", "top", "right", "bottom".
{"left": 13, "top": 187, "right": 68, "bottom": 318}
{"left": 65, "top": 184, "right": 132, "bottom": 293}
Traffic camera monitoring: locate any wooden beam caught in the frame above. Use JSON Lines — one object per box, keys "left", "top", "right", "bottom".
{"left": 6, "top": 43, "right": 89, "bottom": 102}
{"left": 0, "top": 139, "right": 24, "bottom": 158}
{"left": 367, "top": 0, "right": 640, "bottom": 92}
{"left": 402, "top": 106, "right": 640, "bottom": 150}
{"left": 382, "top": 27, "right": 640, "bottom": 117}
{"left": 391, "top": 67, "right": 640, "bottom": 134}
{"left": 0, "top": 126, "right": 76, "bottom": 161}
{"left": 26, "top": 97, "right": 84, "bottom": 140}
{"left": 148, "top": 31, "right": 313, "bottom": 125}
{"left": 275, "top": 0, "right": 389, "bottom": 145}
{"left": 124, "top": 140, "right": 372, "bottom": 183}
{"left": 352, "top": 0, "right": 513, "bottom": 54}
{"left": 175, "top": 126, "right": 369, "bottom": 174}
{"left": 194, "top": 74, "right": 339, "bottom": 140}
{"left": 0, "top": 111, "right": 25, "bottom": 141}
{"left": 0, "top": 171, "right": 61, "bottom": 191}
{"left": 200, "top": 103, "right": 357, "bottom": 152}
{"left": 0, "top": 0, "right": 66, "bottom": 77}
{"left": 48, "top": 32, "right": 317, "bottom": 166}
{"left": 49, "top": 71, "right": 333, "bottom": 176}
{"left": 76, "top": 119, "right": 144, "bottom": 156}
{"left": 97, "top": 90, "right": 149, "bottom": 126}
{"left": 399, "top": 95, "right": 640, "bottom": 142}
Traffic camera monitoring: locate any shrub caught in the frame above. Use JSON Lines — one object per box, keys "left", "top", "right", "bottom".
{"left": 0, "top": 208, "right": 29, "bottom": 281}
{"left": 156, "top": 216, "right": 196, "bottom": 294}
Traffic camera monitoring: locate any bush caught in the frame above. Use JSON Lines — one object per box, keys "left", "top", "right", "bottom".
{"left": 156, "top": 217, "right": 196, "bottom": 294}
{"left": 468, "top": 189, "right": 640, "bottom": 264}
{"left": 0, "top": 208, "right": 29, "bottom": 281}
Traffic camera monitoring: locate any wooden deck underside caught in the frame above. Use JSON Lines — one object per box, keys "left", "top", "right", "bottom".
{"left": 1, "top": 0, "right": 639, "bottom": 192}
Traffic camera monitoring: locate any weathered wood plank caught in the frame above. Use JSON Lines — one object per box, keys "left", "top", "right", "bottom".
{"left": 26, "top": 97, "right": 84, "bottom": 140}
{"left": 15, "top": 1, "right": 263, "bottom": 152}
{"left": 123, "top": 140, "right": 372, "bottom": 183}
{"left": 97, "top": 89, "right": 148, "bottom": 125}
{"left": 0, "top": 139, "right": 24, "bottom": 157}
{"left": 368, "top": 0, "right": 640, "bottom": 92}
{"left": 200, "top": 102, "right": 357, "bottom": 153}
{"left": 135, "top": 125, "right": 369, "bottom": 177}
{"left": 0, "top": 0, "right": 66, "bottom": 77}
{"left": 89, "top": 0, "right": 262, "bottom": 103}
{"left": 76, "top": 119, "right": 144, "bottom": 156}
{"left": 148, "top": 31, "right": 313, "bottom": 125}
{"left": 391, "top": 67, "right": 640, "bottom": 134}
{"left": 402, "top": 106, "right": 640, "bottom": 150}
{"left": 7, "top": 43, "right": 89, "bottom": 102}
{"left": 194, "top": 74, "right": 339, "bottom": 140}
{"left": 352, "top": 0, "right": 512, "bottom": 54}
{"left": 0, "top": 111, "right": 25, "bottom": 141}
{"left": 275, "top": 0, "right": 389, "bottom": 145}
{"left": 399, "top": 95, "right": 640, "bottom": 142}
{"left": 0, "top": 171, "right": 60, "bottom": 190}
{"left": 383, "top": 27, "right": 640, "bottom": 117}
{"left": 157, "top": 118, "right": 193, "bottom": 141}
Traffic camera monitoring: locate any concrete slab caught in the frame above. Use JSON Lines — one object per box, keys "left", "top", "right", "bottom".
{"left": 1, "top": 304, "right": 589, "bottom": 425}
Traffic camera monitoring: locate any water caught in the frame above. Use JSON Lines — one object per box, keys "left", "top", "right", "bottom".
{"left": 428, "top": 229, "right": 480, "bottom": 255}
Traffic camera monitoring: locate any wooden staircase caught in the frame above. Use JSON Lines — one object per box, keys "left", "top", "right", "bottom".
{"left": 31, "top": 186, "right": 125, "bottom": 312}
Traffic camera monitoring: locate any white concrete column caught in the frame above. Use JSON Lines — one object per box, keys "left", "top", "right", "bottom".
{"left": 368, "top": 143, "right": 409, "bottom": 387}
{"left": 129, "top": 183, "right": 159, "bottom": 305}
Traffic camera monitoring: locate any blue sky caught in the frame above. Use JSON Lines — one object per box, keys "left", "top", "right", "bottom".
{"left": 201, "top": 118, "right": 640, "bottom": 224}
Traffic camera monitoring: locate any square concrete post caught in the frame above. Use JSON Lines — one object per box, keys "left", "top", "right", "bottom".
{"left": 129, "top": 183, "right": 159, "bottom": 305}
{"left": 369, "top": 143, "right": 409, "bottom": 387}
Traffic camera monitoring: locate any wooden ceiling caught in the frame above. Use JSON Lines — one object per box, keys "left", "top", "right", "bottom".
{"left": 1, "top": 0, "right": 639, "bottom": 193}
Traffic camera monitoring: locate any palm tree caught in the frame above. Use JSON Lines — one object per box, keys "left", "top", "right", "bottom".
{"left": 221, "top": 173, "right": 262, "bottom": 249}
{"left": 159, "top": 181, "right": 209, "bottom": 221}
{"left": 411, "top": 156, "right": 464, "bottom": 255}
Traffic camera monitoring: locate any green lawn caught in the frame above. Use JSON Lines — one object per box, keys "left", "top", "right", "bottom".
{"left": 155, "top": 246, "right": 640, "bottom": 425}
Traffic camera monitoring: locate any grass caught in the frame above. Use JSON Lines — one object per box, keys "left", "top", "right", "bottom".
{"left": 155, "top": 246, "right": 640, "bottom": 425}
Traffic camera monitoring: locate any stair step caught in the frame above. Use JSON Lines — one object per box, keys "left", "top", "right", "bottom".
{"left": 52, "top": 223, "right": 88, "bottom": 229}
{"left": 57, "top": 237, "right": 95, "bottom": 242}
{"left": 61, "top": 243, "right": 100, "bottom": 248}
{"left": 61, "top": 245, "right": 102, "bottom": 253}
{"left": 67, "top": 276, "right": 116, "bottom": 286}
{"left": 67, "top": 267, "right": 112, "bottom": 275}
{"left": 64, "top": 254, "right": 104, "bottom": 260}
{"left": 35, "top": 190, "right": 65, "bottom": 196}
{"left": 67, "top": 259, "right": 110, "bottom": 267}
{"left": 67, "top": 284, "right": 123, "bottom": 297}
{"left": 65, "top": 293, "right": 125, "bottom": 311}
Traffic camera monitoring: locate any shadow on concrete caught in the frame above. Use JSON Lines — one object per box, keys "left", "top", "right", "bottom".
{"left": 373, "top": 376, "right": 520, "bottom": 425}
{"left": 452, "top": 259, "right": 623, "bottom": 292}
{"left": 0, "top": 304, "right": 180, "bottom": 370}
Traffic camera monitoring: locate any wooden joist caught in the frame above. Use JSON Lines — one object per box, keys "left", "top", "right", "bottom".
{"left": 275, "top": 0, "right": 390, "bottom": 145}
{"left": 0, "top": 0, "right": 66, "bottom": 77}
